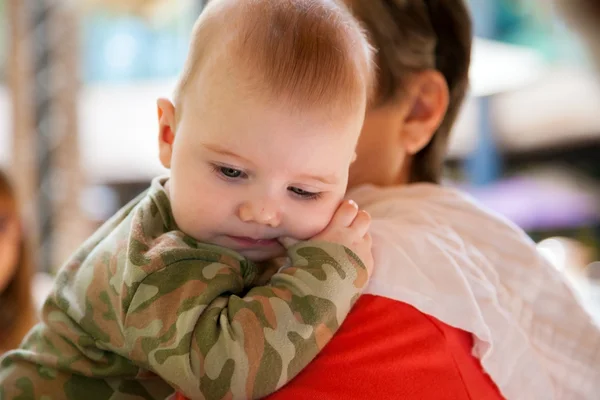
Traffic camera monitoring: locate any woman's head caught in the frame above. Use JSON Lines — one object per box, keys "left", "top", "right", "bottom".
{"left": 0, "top": 170, "right": 34, "bottom": 350}
{"left": 346, "top": 0, "right": 472, "bottom": 188}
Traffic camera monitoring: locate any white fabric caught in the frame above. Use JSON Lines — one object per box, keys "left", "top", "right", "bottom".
{"left": 348, "top": 183, "right": 600, "bottom": 400}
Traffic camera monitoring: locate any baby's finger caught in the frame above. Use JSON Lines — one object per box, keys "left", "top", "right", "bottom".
{"left": 278, "top": 236, "right": 299, "bottom": 249}
{"left": 350, "top": 210, "right": 371, "bottom": 237}
{"left": 330, "top": 200, "right": 359, "bottom": 228}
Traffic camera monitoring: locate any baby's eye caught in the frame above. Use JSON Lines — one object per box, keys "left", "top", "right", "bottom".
{"left": 288, "top": 186, "right": 321, "bottom": 200}
{"left": 212, "top": 165, "right": 247, "bottom": 180}
{"left": 220, "top": 167, "right": 243, "bottom": 178}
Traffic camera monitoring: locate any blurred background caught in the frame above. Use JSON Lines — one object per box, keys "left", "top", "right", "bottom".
{"left": 0, "top": 0, "right": 599, "bottom": 315}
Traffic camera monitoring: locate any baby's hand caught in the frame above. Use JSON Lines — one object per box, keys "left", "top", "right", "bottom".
{"left": 280, "top": 201, "right": 373, "bottom": 276}
{"left": 312, "top": 200, "right": 373, "bottom": 275}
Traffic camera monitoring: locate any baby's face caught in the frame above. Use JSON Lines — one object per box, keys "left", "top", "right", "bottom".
{"left": 160, "top": 72, "right": 364, "bottom": 261}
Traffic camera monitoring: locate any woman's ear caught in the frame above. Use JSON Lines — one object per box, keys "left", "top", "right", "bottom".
{"left": 157, "top": 98, "right": 177, "bottom": 169}
{"left": 400, "top": 70, "right": 449, "bottom": 155}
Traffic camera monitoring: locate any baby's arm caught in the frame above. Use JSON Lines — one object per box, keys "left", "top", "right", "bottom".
{"left": 0, "top": 201, "right": 372, "bottom": 400}
{"left": 144, "top": 200, "right": 372, "bottom": 399}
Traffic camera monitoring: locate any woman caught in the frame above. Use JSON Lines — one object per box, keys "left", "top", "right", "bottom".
{"left": 266, "top": 0, "right": 600, "bottom": 399}
{"left": 0, "top": 170, "right": 36, "bottom": 354}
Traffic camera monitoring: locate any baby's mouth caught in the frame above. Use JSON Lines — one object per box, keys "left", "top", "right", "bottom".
{"left": 226, "top": 235, "right": 279, "bottom": 248}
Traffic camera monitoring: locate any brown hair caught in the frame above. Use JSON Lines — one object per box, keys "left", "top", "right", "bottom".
{"left": 0, "top": 170, "right": 35, "bottom": 352}
{"left": 344, "top": 0, "right": 472, "bottom": 183}
{"left": 174, "top": 0, "right": 374, "bottom": 121}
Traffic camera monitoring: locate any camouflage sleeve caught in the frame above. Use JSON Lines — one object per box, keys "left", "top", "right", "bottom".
{"left": 0, "top": 189, "right": 179, "bottom": 400}
{"left": 0, "top": 180, "right": 367, "bottom": 399}
{"left": 0, "top": 240, "right": 366, "bottom": 400}
{"left": 124, "top": 240, "right": 368, "bottom": 400}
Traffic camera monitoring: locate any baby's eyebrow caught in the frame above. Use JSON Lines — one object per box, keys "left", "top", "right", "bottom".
{"left": 201, "top": 143, "right": 254, "bottom": 166}
{"left": 201, "top": 142, "right": 338, "bottom": 185}
{"left": 296, "top": 173, "right": 338, "bottom": 185}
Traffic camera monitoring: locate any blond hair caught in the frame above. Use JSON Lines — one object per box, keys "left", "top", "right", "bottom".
{"left": 174, "top": 0, "right": 374, "bottom": 121}
{"left": 0, "top": 170, "right": 36, "bottom": 352}
{"left": 344, "top": 0, "right": 472, "bottom": 183}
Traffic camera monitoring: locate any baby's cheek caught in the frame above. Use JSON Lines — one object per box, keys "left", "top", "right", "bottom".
{"left": 288, "top": 201, "right": 337, "bottom": 240}
{"left": 170, "top": 195, "right": 195, "bottom": 236}
{"left": 171, "top": 187, "right": 212, "bottom": 238}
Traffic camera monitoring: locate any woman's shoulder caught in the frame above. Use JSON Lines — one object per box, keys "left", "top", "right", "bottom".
{"left": 349, "top": 182, "right": 535, "bottom": 254}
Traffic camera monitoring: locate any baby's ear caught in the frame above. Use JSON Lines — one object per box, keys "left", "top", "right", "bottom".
{"left": 157, "top": 98, "right": 176, "bottom": 169}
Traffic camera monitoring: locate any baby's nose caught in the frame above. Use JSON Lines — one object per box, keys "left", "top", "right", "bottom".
{"left": 238, "top": 200, "right": 281, "bottom": 228}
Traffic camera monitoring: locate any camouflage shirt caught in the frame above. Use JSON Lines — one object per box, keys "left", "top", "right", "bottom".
{"left": 0, "top": 177, "right": 367, "bottom": 400}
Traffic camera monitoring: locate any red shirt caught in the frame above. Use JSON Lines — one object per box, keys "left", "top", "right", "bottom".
{"left": 265, "top": 295, "right": 504, "bottom": 400}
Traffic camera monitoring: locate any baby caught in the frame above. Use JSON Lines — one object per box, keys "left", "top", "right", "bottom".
{"left": 0, "top": 0, "right": 375, "bottom": 399}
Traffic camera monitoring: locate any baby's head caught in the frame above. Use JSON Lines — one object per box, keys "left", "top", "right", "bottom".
{"left": 157, "top": 0, "right": 374, "bottom": 261}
